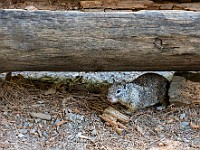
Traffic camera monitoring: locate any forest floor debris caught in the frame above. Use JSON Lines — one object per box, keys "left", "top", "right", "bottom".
{"left": 0, "top": 75, "right": 200, "bottom": 150}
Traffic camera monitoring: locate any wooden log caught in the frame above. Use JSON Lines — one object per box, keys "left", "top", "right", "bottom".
{"left": 80, "top": 0, "right": 154, "bottom": 10}
{"left": 80, "top": 0, "right": 200, "bottom": 11}
{"left": 0, "top": 10, "right": 200, "bottom": 72}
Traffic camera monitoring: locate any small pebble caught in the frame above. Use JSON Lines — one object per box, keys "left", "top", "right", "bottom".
{"left": 158, "top": 142, "right": 165, "bottom": 146}
{"left": 18, "top": 133, "right": 25, "bottom": 138}
{"left": 19, "top": 129, "right": 28, "bottom": 134}
{"left": 5, "top": 123, "right": 10, "bottom": 129}
{"left": 29, "top": 123, "right": 34, "bottom": 128}
{"left": 16, "top": 114, "right": 21, "bottom": 121}
{"left": 74, "top": 6, "right": 79, "bottom": 10}
{"left": 180, "top": 113, "right": 186, "bottom": 120}
{"left": 193, "top": 138, "right": 200, "bottom": 145}
{"left": 156, "top": 106, "right": 165, "bottom": 111}
{"left": 91, "top": 129, "right": 97, "bottom": 136}
{"left": 21, "top": 138, "right": 28, "bottom": 142}
{"left": 42, "top": 120, "right": 47, "bottom": 125}
{"left": 30, "top": 129, "right": 36, "bottom": 134}
{"left": 68, "top": 113, "right": 76, "bottom": 122}
{"left": 78, "top": 125, "right": 84, "bottom": 129}
{"left": 23, "top": 122, "right": 29, "bottom": 128}
{"left": 182, "top": 138, "right": 190, "bottom": 143}
{"left": 42, "top": 132, "right": 48, "bottom": 138}
{"left": 37, "top": 100, "right": 45, "bottom": 104}
{"left": 54, "top": 118, "right": 60, "bottom": 125}
{"left": 176, "top": 137, "right": 181, "bottom": 141}
{"left": 66, "top": 123, "right": 74, "bottom": 129}
{"left": 2, "top": 112, "right": 8, "bottom": 116}
{"left": 76, "top": 132, "right": 82, "bottom": 138}
{"left": 79, "top": 115, "right": 84, "bottom": 121}
{"left": 180, "top": 122, "right": 190, "bottom": 130}
{"left": 159, "top": 134, "right": 165, "bottom": 138}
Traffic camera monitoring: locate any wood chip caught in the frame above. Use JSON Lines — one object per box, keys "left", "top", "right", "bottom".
{"left": 56, "top": 120, "right": 68, "bottom": 126}
{"left": 99, "top": 107, "right": 128, "bottom": 131}
{"left": 30, "top": 112, "right": 52, "bottom": 120}
{"left": 104, "top": 106, "right": 130, "bottom": 123}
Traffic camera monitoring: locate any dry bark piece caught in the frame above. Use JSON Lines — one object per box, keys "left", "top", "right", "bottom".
{"left": 30, "top": 112, "right": 52, "bottom": 120}
{"left": 99, "top": 106, "right": 129, "bottom": 133}
{"left": 99, "top": 113, "right": 127, "bottom": 130}
{"left": 103, "top": 106, "right": 130, "bottom": 123}
{"left": 80, "top": 0, "right": 154, "bottom": 9}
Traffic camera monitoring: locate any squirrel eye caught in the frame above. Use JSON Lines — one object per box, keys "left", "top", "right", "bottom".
{"left": 116, "top": 90, "right": 121, "bottom": 93}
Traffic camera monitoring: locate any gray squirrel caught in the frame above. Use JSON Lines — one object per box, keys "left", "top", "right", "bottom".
{"left": 107, "top": 73, "right": 169, "bottom": 112}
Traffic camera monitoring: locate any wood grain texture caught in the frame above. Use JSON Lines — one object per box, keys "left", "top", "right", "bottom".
{"left": 0, "top": 10, "right": 200, "bottom": 72}
{"left": 80, "top": 0, "right": 200, "bottom": 11}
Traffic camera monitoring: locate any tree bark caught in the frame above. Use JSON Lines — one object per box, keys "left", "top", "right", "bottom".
{"left": 0, "top": 10, "right": 200, "bottom": 72}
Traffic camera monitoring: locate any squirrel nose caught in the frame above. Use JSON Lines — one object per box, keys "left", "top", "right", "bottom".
{"left": 107, "top": 95, "right": 117, "bottom": 103}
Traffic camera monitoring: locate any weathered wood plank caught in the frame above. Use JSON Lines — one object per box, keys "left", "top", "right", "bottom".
{"left": 80, "top": 0, "right": 200, "bottom": 11}
{"left": 80, "top": 0, "right": 154, "bottom": 10}
{"left": 0, "top": 10, "right": 200, "bottom": 72}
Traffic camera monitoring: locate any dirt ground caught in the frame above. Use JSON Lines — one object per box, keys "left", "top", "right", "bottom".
{"left": 0, "top": 74, "right": 200, "bottom": 150}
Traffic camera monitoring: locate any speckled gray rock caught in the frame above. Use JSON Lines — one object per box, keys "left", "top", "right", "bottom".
{"left": 169, "top": 76, "right": 200, "bottom": 105}
{"left": 0, "top": 71, "right": 174, "bottom": 83}
{"left": 107, "top": 73, "right": 169, "bottom": 111}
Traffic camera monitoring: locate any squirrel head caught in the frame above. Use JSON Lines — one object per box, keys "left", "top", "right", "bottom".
{"left": 107, "top": 82, "right": 127, "bottom": 103}
{"left": 107, "top": 82, "right": 143, "bottom": 106}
